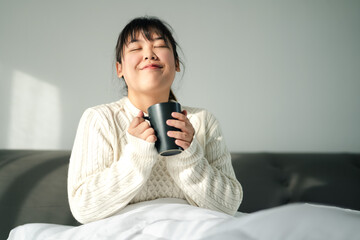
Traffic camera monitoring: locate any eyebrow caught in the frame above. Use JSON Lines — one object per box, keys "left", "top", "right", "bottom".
{"left": 129, "top": 36, "right": 165, "bottom": 44}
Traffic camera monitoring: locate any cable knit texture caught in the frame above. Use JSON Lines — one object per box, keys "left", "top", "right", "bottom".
{"left": 68, "top": 97, "right": 243, "bottom": 224}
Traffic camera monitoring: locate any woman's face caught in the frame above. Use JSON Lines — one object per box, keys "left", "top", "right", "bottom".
{"left": 117, "top": 31, "right": 180, "bottom": 97}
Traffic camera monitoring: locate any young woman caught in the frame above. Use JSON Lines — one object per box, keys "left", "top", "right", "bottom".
{"left": 67, "top": 16, "right": 243, "bottom": 224}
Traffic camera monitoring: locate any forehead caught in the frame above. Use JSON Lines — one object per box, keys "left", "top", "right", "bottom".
{"left": 125, "top": 29, "right": 167, "bottom": 45}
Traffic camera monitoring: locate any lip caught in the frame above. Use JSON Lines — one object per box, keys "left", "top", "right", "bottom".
{"left": 142, "top": 64, "right": 163, "bottom": 70}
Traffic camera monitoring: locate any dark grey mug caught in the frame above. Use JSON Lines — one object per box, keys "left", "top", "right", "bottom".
{"left": 144, "top": 102, "right": 183, "bottom": 156}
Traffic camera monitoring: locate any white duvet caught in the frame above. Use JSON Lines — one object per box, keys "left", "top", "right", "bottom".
{"left": 8, "top": 198, "right": 360, "bottom": 240}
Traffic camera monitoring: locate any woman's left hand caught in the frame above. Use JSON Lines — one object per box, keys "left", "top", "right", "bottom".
{"left": 166, "top": 110, "right": 195, "bottom": 150}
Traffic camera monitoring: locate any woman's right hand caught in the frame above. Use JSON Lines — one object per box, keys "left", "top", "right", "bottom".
{"left": 128, "top": 111, "right": 157, "bottom": 143}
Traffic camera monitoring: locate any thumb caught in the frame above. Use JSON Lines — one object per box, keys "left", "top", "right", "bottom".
{"left": 137, "top": 111, "right": 144, "bottom": 117}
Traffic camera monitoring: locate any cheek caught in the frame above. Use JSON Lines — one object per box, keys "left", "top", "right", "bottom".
{"left": 123, "top": 54, "right": 141, "bottom": 72}
{"left": 160, "top": 52, "right": 176, "bottom": 68}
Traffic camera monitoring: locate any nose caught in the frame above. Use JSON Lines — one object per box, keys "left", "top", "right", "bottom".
{"left": 144, "top": 47, "right": 158, "bottom": 60}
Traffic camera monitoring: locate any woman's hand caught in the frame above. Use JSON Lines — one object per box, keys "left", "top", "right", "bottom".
{"left": 166, "top": 110, "right": 195, "bottom": 150}
{"left": 128, "top": 111, "right": 157, "bottom": 143}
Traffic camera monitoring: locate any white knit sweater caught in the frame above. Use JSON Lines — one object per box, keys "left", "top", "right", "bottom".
{"left": 68, "top": 97, "right": 243, "bottom": 224}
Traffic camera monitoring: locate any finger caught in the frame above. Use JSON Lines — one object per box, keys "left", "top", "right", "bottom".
{"left": 137, "top": 111, "right": 144, "bottom": 117}
{"left": 141, "top": 127, "right": 156, "bottom": 139}
{"left": 166, "top": 119, "right": 186, "bottom": 130}
{"left": 182, "top": 110, "right": 188, "bottom": 117}
{"left": 129, "top": 117, "right": 144, "bottom": 129}
{"left": 167, "top": 130, "right": 192, "bottom": 142}
{"left": 135, "top": 121, "right": 151, "bottom": 134}
{"left": 167, "top": 120, "right": 195, "bottom": 138}
{"left": 129, "top": 111, "right": 145, "bottom": 129}
{"left": 129, "top": 121, "right": 150, "bottom": 137}
{"left": 171, "top": 112, "right": 187, "bottom": 121}
{"left": 174, "top": 139, "right": 191, "bottom": 150}
{"left": 142, "top": 127, "right": 156, "bottom": 142}
{"left": 145, "top": 135, "right": 157, "bottom": 143}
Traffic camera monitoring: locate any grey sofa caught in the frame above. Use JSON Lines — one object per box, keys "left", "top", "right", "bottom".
{"left": 1, "top": 150, "right": 360, "bottom": 239}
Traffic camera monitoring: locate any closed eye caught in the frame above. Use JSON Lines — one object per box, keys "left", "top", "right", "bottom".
{"left": 154, "top": 45, "right": 169, "bottom": 48}
{"left": 129, "top": 48, "right": 141, "bottom": 52}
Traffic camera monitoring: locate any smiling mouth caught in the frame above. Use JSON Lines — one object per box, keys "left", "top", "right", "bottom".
{"left": 142, "top": 64, "right": 162, "bottom": 70}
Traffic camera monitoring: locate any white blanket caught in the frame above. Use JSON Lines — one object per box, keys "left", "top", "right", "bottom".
{"left": 8, "top": 198, "right": 360, "bottom": 240}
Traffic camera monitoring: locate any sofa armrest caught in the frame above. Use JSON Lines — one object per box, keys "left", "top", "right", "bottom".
{"left": 0, "top": 150, "right": 78, "bottom": 239}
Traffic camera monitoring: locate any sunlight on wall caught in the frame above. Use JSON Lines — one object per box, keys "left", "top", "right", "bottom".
{"left": 8, "top": 70, "right": 61, "bottom": 149}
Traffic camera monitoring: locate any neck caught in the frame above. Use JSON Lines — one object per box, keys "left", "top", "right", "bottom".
{"left": 128, "top": 91, "right": 170, "bottom": 113}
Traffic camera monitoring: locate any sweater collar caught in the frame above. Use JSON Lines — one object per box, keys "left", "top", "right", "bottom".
{"left": 123, "top": 96, "right": 176, "bottom": 117}
{"left": 123, "top": 97, "right": 143, "bottom": 117}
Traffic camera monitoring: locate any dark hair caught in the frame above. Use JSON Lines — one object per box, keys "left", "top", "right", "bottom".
{"left": 115, "top": 16, "right": 182, "bottom": 101}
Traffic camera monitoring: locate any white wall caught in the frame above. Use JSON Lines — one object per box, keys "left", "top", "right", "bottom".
{"left": 1, "top": 0, "right": 359, "bottom": 152}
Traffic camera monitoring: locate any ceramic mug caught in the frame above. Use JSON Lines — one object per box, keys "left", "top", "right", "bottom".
{"left": 144, "top": 102, "right": 183, "bottom": 156}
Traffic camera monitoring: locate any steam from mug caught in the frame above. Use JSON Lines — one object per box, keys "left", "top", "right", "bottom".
{"left": 144, "top": 102, "right": 183, "bottom": 156}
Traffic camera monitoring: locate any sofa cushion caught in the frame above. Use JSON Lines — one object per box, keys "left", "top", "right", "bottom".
{"left": 231, "top": 153, "right": 360, "bottom": 213}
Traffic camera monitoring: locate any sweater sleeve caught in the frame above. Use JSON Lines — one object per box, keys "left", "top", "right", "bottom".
{"left": 68, "top": 108, "right": 158, "bottom": 224}
{"left": 166, "top": 110, "right": 243, "bottom": 215}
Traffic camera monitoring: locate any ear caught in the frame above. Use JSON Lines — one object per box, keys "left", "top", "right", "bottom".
{"left": 116, "top": 62, "right": 123, "bottom": 78}
{"left": 175, "top": 59, "right": 180, "bottom": 72}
